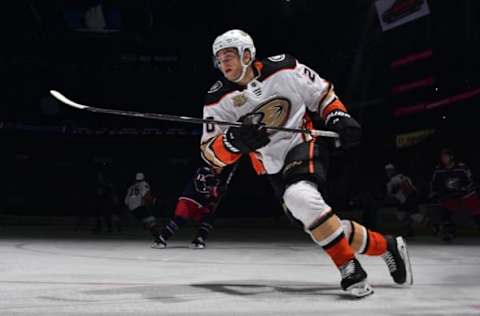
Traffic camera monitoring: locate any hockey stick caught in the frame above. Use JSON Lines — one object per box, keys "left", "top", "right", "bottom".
{"left": 209, "top": 162, "right": 239, "bottom": 215}
{"left": 50, "top": 90, "right": 339, "bottom": 139}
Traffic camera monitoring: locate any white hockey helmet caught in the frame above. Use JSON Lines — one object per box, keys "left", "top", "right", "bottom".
{"left": 135, "top": 172, "right": 145, "bottom": 181}
{"left": 212, "top": 29, "right": 256, "bottom": 82}
{"left": 385, "top": 163, "right": 395, "bottom": 170}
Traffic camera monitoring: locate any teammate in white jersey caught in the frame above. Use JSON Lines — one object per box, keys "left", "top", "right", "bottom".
{"left": 200, "top": 29, "right": 413, "bottom": 297}
{"left": 125, "top": 173, "right": 153, "bottom": 212}
{"left": 124, "top": 172, "right": 159, "bottom": 244}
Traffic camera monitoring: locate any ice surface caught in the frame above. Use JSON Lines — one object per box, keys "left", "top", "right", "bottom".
{"left": 1, "top": 226, "right": 480, "bottom": 315}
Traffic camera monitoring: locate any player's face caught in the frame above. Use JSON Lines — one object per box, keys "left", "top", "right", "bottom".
{"left": 216, "top": 48, "right": 243, "bottom": 81}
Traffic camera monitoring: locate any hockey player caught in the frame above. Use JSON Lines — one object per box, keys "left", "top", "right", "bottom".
{"left": 124, "top": 172, "right": 159, "bottom": 243}
{"left": 385, "top": 163, "right": 423, "bottom": 236}
{"left": 430, "top": 148, "right": 480, "bottom": 240}
{"left": 153, "top": 165, "right": 229, "bottom": 249}
{"left": 200, "top": 29, "right": 412, "bottom": 297}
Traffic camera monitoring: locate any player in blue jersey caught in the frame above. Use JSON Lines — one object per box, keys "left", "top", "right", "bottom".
{"left": 153, "top": 165, "right": 232, "bottom": 249}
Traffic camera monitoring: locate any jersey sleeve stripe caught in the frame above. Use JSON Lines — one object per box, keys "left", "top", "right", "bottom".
{"left": 211, "top": 135, "right": 242, "bottom": 164}
{"left": 321, "top": 99, "right": 348, "bottom": 120}
{"left": 201, "top": 135, "right": 241, "bottom": 168}
{"left": 201, "top": 138, "right": 227, "bottom": 168}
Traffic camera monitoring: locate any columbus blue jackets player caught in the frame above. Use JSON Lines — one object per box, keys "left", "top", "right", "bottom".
{"left": 154, "top": 165, "right": 227, "bottom": 249}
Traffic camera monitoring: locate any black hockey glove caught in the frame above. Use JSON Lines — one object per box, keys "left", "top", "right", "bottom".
{"left": 325, "top": 110, "right": 362, "bottom": 150}
{"left": 223, "top": 123, "right": 270, "bottom": 154}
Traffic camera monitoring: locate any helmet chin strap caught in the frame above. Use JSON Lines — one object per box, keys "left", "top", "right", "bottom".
{"left": 233, "top": 51, "right": 252, "bottom": 83}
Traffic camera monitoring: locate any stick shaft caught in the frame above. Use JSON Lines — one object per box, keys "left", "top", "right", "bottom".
{"left": 50, "top": 90, "right": 339, "bottom": 138}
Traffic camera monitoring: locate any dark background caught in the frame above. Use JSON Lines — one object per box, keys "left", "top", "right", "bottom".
{"left": 1, "top": 0, "right": 480, "bottom": 220}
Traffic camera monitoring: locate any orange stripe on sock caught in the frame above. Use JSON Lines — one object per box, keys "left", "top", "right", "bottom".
{"left": 324, "top": 235, "right": 355, "bottom": 267}
{"left": 365, "top": 230, "right": 387, "bottom": 256}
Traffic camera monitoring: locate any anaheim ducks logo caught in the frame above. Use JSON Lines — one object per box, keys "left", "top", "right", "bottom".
{"left": 242, "top": 97, "right": 291, "bottom": 134}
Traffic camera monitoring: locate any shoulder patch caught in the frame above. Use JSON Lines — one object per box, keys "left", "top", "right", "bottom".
{"left": 208, "top": 80, "right": 223, "bottom": 94}
{"left": 204, "top": 78, "right": 238, "bottom": 106}
{"left": 267, "top": 54, "right": 286, "bottom": 62}
{"left": 258, "top": 54, "right": 297, "bottom": 82}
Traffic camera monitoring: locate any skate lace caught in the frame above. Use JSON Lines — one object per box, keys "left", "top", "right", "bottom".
{"left": 383, "top": 252, "right": 397, "bottom": 273}
{"left": 340, "top": 260, "right": 356, "bottom": 279}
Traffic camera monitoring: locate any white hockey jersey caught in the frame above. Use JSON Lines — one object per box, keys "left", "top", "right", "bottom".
{"left": 386, "top": 174, "right": 416, "bottom": 204}
{"left": 201, "top": 54, "right": 343, "bottom": 175}
{"left": 124, "top": 181, "right": 151, "bottom": 211}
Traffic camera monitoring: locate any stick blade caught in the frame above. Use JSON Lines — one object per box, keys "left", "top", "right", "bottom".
{"left": 50, "top": 90, "right": 88, "bottom": 110}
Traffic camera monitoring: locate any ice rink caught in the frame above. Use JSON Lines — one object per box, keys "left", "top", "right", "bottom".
{"left": 1, "top": 225, "right": 480, "bottom": 316}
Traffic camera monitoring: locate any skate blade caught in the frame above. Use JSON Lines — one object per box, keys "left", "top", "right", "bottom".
{"left": 189, "top": 244, "right": 205, "bottom": 249}
{"left": 346, "top": 280, "right": 374, "bottom": 298}
{"left": 151, "top": 243, "right": 166, "bottom": 249}
{"left": 396, "top": 236, "right": 414, "bottom": 286}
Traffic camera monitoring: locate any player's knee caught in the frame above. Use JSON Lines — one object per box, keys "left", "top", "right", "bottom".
{"left": 341, "top": 219, "right": 368, "bottom": 254}
{"left": 341, "top": 219, "right": 352, "bottom": 238}
{"left": 283, "top": 180, "right": 331, "bottom": 228}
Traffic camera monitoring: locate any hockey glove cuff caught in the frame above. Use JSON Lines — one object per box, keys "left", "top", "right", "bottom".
{"left": 325, "top": 110, "right": 362, "bottom": 149}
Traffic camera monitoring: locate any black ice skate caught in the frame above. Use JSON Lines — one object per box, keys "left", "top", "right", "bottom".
{"left": 339, "top": 258, "right": 373, "bottom": 298}
{"left": 382, "top": 236, "right": 413, "bottom": 285}
{"left": 190, "top": 237, "right": 206, "bottom": 249}
{"left": 151, "top": 236, "right": 167, "bottom": 249}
